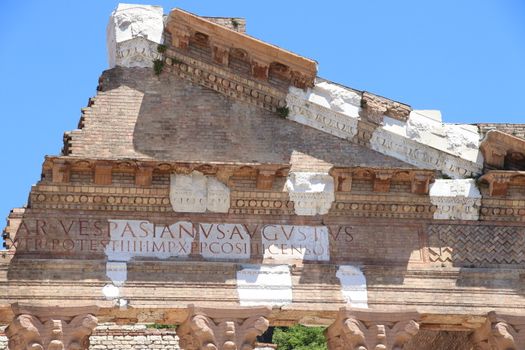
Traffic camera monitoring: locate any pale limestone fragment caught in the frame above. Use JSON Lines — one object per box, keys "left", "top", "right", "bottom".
{"left": 285, "top": 171, "right": 335, "bottom": 216}
{"left": 429, "top": 179, "right": 482, "bottom": 220}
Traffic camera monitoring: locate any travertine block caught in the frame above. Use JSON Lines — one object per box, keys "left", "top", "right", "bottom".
{"left": 107, "top": 4, "right": 164, "bottom": 68}
{"left": 429, "top": 179, "right": 482, "bottom": 220}
{"left": 285, "top": 171, "right": 335, "bottom": 216}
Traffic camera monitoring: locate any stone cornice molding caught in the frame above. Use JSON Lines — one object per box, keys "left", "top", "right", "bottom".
{"left": 325, "top": 308, "right": 420, "bottom": 350}
{"left": 178, "top": 304, "right": 271, "bottom": 350}
{"left": 166, "top": 9, "right": 317, "bottom": 89}
{"left": 480, "top": 130, "right": 525, "bottom": 170}
{"left": 479, "top": 170, "right": 525, "bottom": 196}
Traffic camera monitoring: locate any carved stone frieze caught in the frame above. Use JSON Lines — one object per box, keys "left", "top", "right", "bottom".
{"left": 369, "top": 126, "right": 482, "bottom": 179}
{"left": 113, "top": 37, "right": 163, "bottom": 68}
{"left": 5, "top": 304, "right": 98, "bottom": 350}
{"left": 429, "top": 179, "right": 482, "bottom": 221}
{"left": 177, "top": 305, "right": 271, "bottom": 350}
{"left": 285, "top": 171, "right": 335, "bottom": 216}
{"left": 286, "top": 82, "right": 361, "bottom": 141}
{"left": 325, "top": 308, "right": 420, "bottom": 350}
{"left": 471, "top": 312, "right": 525, "bottom": 350}
{"left": 106, "top": 4, "right": 164, "bottom": 68}
{"left": 170, "top": 171, "right": 230, "bottom": 213}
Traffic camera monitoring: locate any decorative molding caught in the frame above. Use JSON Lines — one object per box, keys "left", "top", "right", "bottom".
{"left": 429, "top": 179, "right": 481, "bottom": 221}
{"left": 471, "top": 312, "right": 525, "bottom": 350}
{"left": 479, "top": 170, "right": 525, "bottom": 197}
{"left": 480, "top": 130, "right": 525, "bottom": 170}
{"left": 5, "top": 304, "right": 98, "bottom": 350}
{"left": 106, "top": 4, "right": 164, "bottom": 69}
{"left": 170, "top": 171, "right": 230, "bottom": 213}
{"left": 285, "top": 171, "right": 335, "bottom": 216}
{"left": 325, "top": 308, "right": 420, "bottom": 350}
{"left": 114, "top": 37, "right": 163, "bottom": 68}
{"left": 178, "top": 305, "right": 271, "bottom": 350}
{"left": 164, "top": 50, "right": 287, "bottom": 113}
{"left": 166, "top": 9, "right": 317, "bottom": 89}
{"left": 286, "top": 82, "right": 360, "bottom": 141}
{"left": 427, "top": 224, "right": 525, "bottom": 266}
{"left": 370, "top": 125, "right": 482, "bottom": 179}
{"left": 361, "top": 92, "right": 411, "bottom": 123}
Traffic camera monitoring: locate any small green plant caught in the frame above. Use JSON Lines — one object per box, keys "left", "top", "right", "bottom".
{"left": 146, "top": 323, "right": 177, "bottom": 330}
{"left": 157, "top": 44, "right": 167, "bottom": 53}
{"left": 276, "top": 106, "right": 289, "bottom": 119}
{"left": 231, "top": 18, "right": 240, "bottom": 29}
{"left": 153, "top": 59, "right": 164, "bottom": 76}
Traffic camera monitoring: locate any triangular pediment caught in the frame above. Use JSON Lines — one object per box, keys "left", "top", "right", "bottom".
{"left": 65, "top": 66, "right": 415, "bottom": 172}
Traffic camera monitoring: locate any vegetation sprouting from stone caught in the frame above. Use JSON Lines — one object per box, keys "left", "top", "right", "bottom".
{"left": 272, "top": 325, "right": 328, "bottom": 350}
{"left": 231, "top": 18, "right": 240, "bottom": 29}
{"left": 276, "top": 106, "right": 289, "bottom": 119}
{"left": 157, "top": 44, "right": 167, "bottom": 53}
{"left": 153, "top": 59, "right": 165, "bottom": 75}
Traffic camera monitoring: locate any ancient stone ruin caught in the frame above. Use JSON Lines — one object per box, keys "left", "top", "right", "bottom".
{"left": 1, "top": 3, "right": 525, "bottom": 350}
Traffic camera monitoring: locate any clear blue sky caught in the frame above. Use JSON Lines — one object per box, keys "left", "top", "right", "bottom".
{"left": 0, "top": 1, "right": 524, "bottom": 236}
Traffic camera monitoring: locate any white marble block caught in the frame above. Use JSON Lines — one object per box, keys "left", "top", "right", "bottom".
{"left": 429, "top": 179, "right": 482, "bottom": 221}
{"left": 170, "top": 171, "right": 230, "bottom": 213}
{"left": 107, "top": 4, "right": 164, "bottom": 68}
{"left": 285, "top": 172, "right": 335, "bottom": 216}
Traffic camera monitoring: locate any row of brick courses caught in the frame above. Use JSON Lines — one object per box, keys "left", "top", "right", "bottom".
{"left": 478, "top": 123, "right": 525, "bottom": 139}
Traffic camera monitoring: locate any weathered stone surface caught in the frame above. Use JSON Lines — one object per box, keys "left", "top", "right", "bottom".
{"left": 325, "top": 309, "right": 420, "bottom": 350}
{"left": 286, "top": 81, "right": 360, "bottom": 141}
{"left": 6, "top": 305, "right": 98, "bottom": 350}
{"left": 429, "top": 179, "right": 481, "bottom": 220}
{"left": 335, "top": 265, "right": 368, "bottom": 308}
{"left": 177, "top": 305, "right": 270, "bottom": 350}
{"left": 236, "top": 265, "right": 293, "bottom": 307}
{"left": 170, "top": 171, "right": 230, "bottom": 213}
{"left": 107, "top": 4, "right": 164, "bottom": 68}
{"left": 370, "top": 111, "right": 483, "bottom": 178}
{"left": 471, "top": 312, "right": 525, "bottom": 350}
{"left": 285, "top": 171, "right": 335, "bottom": 216}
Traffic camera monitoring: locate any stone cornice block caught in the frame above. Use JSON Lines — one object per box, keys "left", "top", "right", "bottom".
{"left": 480, "top": 130, "right": 525, "bottom": 170}
{"left": 166, "top": 8, "right": 317, "bottom": 89}
{"left": 107, "top": 4, "right": 164, "bottom": 68}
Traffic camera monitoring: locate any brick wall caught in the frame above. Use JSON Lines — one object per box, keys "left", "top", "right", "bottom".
{"left": 65, "top": 67, "right": 411, "bottom": 171}
{"left": 0, "top": 324, "right": 275, "bottom": 350}
{"left": 477, "top": 123, "right": 525, "bottom": 139}
{"left": 89, "top": 324, "right": 179, "bottom": 350}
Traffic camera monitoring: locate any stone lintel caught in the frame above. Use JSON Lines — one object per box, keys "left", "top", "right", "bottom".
{"left": 178, "top": 304, "right": 271, "bottom": 350}
{"left": 325, "top": 308, "right": 420, "bottom": 350}
{"left": 166, "top": 9, "right": 317, "bottom": 89}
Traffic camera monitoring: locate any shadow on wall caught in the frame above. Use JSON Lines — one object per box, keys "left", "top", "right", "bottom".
{"left": 89, "top": 66, "right": 412, "bottom": 170}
